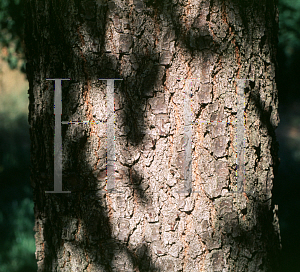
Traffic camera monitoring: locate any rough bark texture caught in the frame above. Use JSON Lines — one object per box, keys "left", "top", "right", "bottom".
{"left": 24, "top": 0, "right": 281, "bottom": 271}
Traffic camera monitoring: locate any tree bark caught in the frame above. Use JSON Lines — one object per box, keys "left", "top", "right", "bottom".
{"left": 24, "top": 0, "right": 281, "bottom": 271}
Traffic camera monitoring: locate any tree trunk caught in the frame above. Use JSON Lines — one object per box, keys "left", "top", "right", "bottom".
{"left": 24, "top": 0, "right": 281, "bottom": 271}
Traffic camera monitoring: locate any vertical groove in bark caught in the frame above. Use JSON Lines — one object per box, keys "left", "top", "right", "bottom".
{"left": 24, "top": 0, "right": 281, "bottom": 271}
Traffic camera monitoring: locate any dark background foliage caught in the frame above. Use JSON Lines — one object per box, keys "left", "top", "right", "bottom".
{"left": 0, "top": 0, "right": 299, "bottom": 271}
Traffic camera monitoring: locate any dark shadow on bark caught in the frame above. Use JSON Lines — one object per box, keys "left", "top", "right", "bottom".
{"left": 241, "top": 81, "right": 282, "bottom": 269}
{"left": 129, "top": 165, "right": 152, "bottom": 205}
{"left": 244, "top": 80, "right": 280, "bottom": 197}
{"left": 218, "top": 199, "right": 282, "bottom": 271}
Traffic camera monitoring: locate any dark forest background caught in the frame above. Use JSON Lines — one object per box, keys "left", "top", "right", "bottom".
{"left": 0, "top": 0, "right": 299, "bottom": 271}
